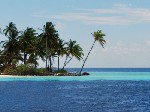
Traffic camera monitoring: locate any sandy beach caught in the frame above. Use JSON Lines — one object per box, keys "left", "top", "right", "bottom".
{"left": 0, "top": 75, "right": 15, "bottom": 77}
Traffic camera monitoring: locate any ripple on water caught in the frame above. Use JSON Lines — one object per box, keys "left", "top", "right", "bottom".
{"left": 0, "top": 81, "right": 150, "bottom": 111}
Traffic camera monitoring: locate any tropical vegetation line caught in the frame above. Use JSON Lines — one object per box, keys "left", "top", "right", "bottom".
{"left": 0, "top": 22, "right": 106, "bottom": 76}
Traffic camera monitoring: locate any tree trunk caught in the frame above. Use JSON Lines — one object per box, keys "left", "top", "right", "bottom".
{"left": 58, "top": 55, "right": 60, "bottom": 70}
{"left": 49, "top": 56, "right": 52, "bottom": 72}
{"left": 79, "top": 40, "right": 96, "bottom": 75}
{"left": 63, "top": 57, "right": 72, "bottom": 69}
{"left": 62, "top": 55, "right": 69, "bottom": 70}
{"left": 46, "top": 37, "right": 48, "bottom": 68}
{"left": 24, "top": 51, "right": 27, "bottom": 64}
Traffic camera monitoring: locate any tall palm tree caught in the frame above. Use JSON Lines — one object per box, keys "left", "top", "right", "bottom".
{"left": 62, "top": 39, "right": 84, "bottom": 69}
{"left": 3, "top": 22, "right": 18, "bottom": 41}
{"left": 80, "top": 30, "right": 106, "bottom": 75}
{"left": 1, "top": 22, "right": 20, "bottom": 65}
{"left": 39, "top": 22, "right": 59, "bottom": 71}
{"left": 19, "top": 27, "right": 37, "bottom": 64}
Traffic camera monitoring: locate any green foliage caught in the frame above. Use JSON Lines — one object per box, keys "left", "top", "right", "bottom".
{"left": 12, "top": 59, "right": 17, "bottom": 65}
{"left": 93, "top": 30, "right": 106, "bottom": 48}
{"left": 0, "top": 22, "right": 85, "bottom": 74}
{"left": 3, "top": 66, "right": 17, "bottom": 75}
{"left": 16, "top": 63, "right": 36, "bottom": 75}
{"left": 54, "top": 69, "right": 67, "bottom": 74}
{"left": 80, "top": 30, "right": 106, "bottom": 74}
{"left": 19, "top": 27, "right": 38, "bottom": 64}
{"left": 62, "top": 39, "right": 84, "bottom": 69}
{"left": 35, "top": 68, "right": 47, "bottom": 74}
{"left": 39, "top": 22, "right": 59, "bottom": 70}
{"left": 17, "top": 63, "right": 33, "bottom": 72}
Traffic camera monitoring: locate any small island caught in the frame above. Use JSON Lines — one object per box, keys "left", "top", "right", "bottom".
{"left": 0, "top": 22, "right": 105, "bottom": 76}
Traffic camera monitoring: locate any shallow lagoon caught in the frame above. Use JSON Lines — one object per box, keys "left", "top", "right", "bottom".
{"left": 0, "top": 72, "right": 150, "bottom": 81}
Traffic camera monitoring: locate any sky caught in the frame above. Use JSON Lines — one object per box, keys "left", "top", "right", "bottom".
{"left": 0, "top": 0, "right": 150, "bottom": 68}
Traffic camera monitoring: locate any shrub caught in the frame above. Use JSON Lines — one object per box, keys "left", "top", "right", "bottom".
{"left": 54, "top": 69, "right": 67, "bottom": 74}
{"left": 3, "top": 66, "right": 17, "bottom": 75}
{"left": 16, "top": 63, "right": 36, "bottom": 75}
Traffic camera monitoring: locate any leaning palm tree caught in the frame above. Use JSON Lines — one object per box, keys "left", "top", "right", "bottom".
{"left": 79, "top": 30, "right": 106, "bottom": 75}
{"left": 62, "top": 39, "right": 84, "bottom": 69}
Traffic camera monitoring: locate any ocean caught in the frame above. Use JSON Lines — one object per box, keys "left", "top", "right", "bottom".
{"left": 0, "top": 68, "right": 150, "bottom": 111}
{"left": 65, "top": 68, "right": 150, "bottom": 72}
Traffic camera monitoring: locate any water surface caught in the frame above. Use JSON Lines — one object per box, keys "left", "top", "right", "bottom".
{"left": 0, "top": 68, "right": 150, "bottom": 111}
{"left": 0, "top": 81, "right": 150, "bottom": 112}
{"left": 0, "top": 72, "right": 150, "bottom": 81}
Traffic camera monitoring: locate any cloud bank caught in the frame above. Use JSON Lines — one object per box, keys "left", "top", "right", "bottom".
{"left": 52, "top": 5, "right": 150, "bottom": 25}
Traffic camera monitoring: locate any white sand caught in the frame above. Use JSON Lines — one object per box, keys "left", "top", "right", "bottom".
{"left": 0, "top": 75, "right": 35, "bottom": 77}
{"left": 0, "top": 75, "right": 14, "bottom": 77}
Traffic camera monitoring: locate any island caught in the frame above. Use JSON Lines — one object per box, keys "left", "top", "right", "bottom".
{"left": 0, "top": 22, "right": 105, "bottom": 76}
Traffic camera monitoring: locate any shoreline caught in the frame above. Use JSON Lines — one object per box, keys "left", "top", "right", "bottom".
{"left": 0, "top": 72, "right": 90, "bottom": 77}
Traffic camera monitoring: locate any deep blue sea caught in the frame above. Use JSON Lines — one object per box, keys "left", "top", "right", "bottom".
{"left": 65, "top": 68, "right": 150, "bottom": 72}
{"left": 0, "top": 68, "right": 150, "bottom": 112}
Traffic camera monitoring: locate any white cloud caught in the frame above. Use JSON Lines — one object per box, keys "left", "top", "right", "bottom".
{"left": 80, "top": 40, "right": 150, "bottom": 67}
{"left": 52, "top": 6, "right": 150, "bottom": 25}
{"left": 32, "top": 4, "right": 150, "bottom": 25}
{"left": 114, "top": 3, "right": 132, "bottom": 8}
{"left": 93, "top": 40, "right": 149, "bottom": 56}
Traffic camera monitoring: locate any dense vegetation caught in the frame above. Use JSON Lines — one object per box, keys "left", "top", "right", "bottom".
{"left": 0, "top": 22, "right": 84, "bottom": 75}
{"left": 0, "top": 22, "right": 106, "bottom": 76}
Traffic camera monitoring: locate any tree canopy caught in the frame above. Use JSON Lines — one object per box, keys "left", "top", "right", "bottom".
{"left": 0, "top": 22, "right": 84, "bottom": 74}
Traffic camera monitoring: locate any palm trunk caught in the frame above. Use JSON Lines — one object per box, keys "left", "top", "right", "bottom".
{"left": 34, "top": 53, "right": 37, "bottom": 68}
{"left": 63, "top": 57, "right": 72, "bottom": 69}
{"left": 58, "top": 55, "right": 60, "bottom": 70}
{"left": 24, "top": 51, "right": 27, "bottom": 64}
{"left": 23, "top": 48, "right": 25, "bottom": 64}
{"left": 62, "top": 55, "right": 69, "bottom": 70}
{"left": 46, "top": 37, "right": 48, "bottom": 69}
{"left": 79, "top": 40, "right": 96, "bottom": 75}
{"left": 35, "top": 63, "right": 36, "bottom": 68}
{"left": 49, "top": 56, "right": 52, "bottom": 72}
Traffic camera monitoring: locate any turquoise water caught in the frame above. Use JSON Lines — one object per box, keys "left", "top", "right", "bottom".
{"left": 1, "top": 72, "right": 150, "bottom": 81}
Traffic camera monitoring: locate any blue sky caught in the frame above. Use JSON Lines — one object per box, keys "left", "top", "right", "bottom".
{"left": 0, "top": 0, "right": 150, "bottom": 68}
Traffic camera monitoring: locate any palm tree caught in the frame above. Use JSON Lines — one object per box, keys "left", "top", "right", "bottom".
{"left": 28, "top": 36, "right": 45, "bottom": 68}
{"left": 19, "top": 27, "right": 37, "bottom": 64}
{"left": 39, "top": 22, "right": 59, "bottom": 71}
{"left": 3, "top": 22, "right": 18, "bottom": 41}
{"left": 62, "top": 39, "right": 84, "bottom": 69}
{"left": 79, "top": 30, "right": 106, "bottom": 75}
{"left": 1, "top": 22, "right": 20, "bottom": 65}
{"left": 56, "top": 39, "right": 66, "bottom": 70}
